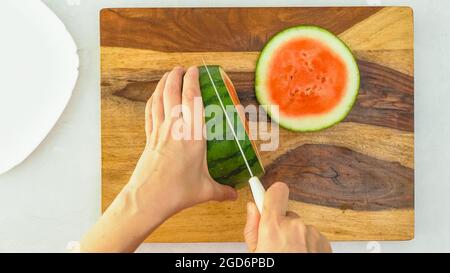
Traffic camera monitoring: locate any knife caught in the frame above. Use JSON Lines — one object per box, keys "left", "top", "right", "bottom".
{"left": 202, "top": 59, "right": 266, "bottom": 214}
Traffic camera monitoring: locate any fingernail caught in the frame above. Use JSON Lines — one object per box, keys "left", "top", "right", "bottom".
{"left": 188, "top": 66, "right": 198, "bottom": 73}
{"left": 173, "top": 66, "right": 184, "bottom": 72}
{"left": 247, "top": 202, "right": 254, "bottom": 215}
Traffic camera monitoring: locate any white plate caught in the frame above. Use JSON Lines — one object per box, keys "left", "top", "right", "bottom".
{"left": 0, "top": 0, "right": 79, "bottom": 174}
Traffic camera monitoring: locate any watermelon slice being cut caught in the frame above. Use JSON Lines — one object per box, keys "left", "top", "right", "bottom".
{"left": 256, "top": 25, "right": 360, "bottom": 131}
{"left": 199, "top": 65, "right": 265, "bottom": 188}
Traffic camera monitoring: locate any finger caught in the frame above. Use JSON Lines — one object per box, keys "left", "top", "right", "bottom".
{"left": 305, "top": 225, "right": 332, "bottom": 253}
{"left": 244, "top": 202, "right": 260, "bottom": 252}
{"left": 263, "top": 182, "right": 289, "bottom": 218}
{"left": 145, "top": 96, "right": 153, "bottom": 136}
{"left": 163, "top": 67, "right": 184, "bottom": 119}
{"left": 152, "top": 73, "right": 169, "bottom": 128}
{"left": 286, "top": 211, "right": 300, "bottom": 218}
{"left": 182, "top": 66, "right": 202, "bottom": 128}
{"left": 314, "top": 229, "right": 332, "bottom": 253}
{"left": 305, "top": 225, "right": 317, "bottom": 253}
{"left": 209, "top": 180, "right": 238, "bottom": 202}
{"left": 321, "top": 237, "right": 332, "bottom": 253}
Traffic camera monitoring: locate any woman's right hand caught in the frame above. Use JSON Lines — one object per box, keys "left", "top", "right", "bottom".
{"left": 244, "top": 182, "right": 332, "bottom": 253}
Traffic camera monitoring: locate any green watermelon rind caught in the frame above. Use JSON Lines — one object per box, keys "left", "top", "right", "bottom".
{"left": 255, "top": 25, "right": 360, "bottom": 132}
{"left": 199, "top": 65, "right": 265, "bottom": 189}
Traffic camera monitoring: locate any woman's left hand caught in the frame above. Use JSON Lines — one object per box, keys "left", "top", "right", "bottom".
{"left": 126, "top": 66, "right": 237, "bottom": 219}
{"left": 80, "top": 66, "right": 237, "bottom": 252}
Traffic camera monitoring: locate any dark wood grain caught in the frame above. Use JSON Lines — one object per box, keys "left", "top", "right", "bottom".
{"left": 347, "top": 60, "right": 414, "bottom": 132}
{"left": 100, "top": 7, "right": 382, "bottom": 52}
{"left": 263, "top": 144, "right": 414, "bottom": 211}
{"left": 110, "top": 60, "right": 414, "bottom": 132}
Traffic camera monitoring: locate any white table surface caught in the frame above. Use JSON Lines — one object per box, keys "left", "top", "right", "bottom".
{"left": 1, "top": 0, "right": 449, "bottom": 253}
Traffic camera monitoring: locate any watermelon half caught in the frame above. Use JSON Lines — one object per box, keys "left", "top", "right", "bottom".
{"left": 256, "top": 25, "right": 360, "bottom": 131}
{"left": 199, "top": 65, "right": 265, "bottom": 188}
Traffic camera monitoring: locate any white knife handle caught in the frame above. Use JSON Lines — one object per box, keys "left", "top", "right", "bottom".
{"left": 249, "top": 176, "right": 265, "bottom": 214}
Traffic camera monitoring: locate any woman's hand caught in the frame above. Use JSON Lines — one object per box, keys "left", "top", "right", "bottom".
{"left": 244, "top": 182, "right": 332, "bottom": 253}
{"left": 81, "top": 66, "right": 236, "bottom": 252}
{"left": 127, "top": 66, "right": 237, "bottom": 218}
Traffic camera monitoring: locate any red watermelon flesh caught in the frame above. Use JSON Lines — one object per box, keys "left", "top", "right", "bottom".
{"left": 269, "top": 38, "right": 348, "bottom": 116}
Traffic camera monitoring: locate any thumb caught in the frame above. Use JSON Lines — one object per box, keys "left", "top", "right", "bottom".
{"left": 244, "top": 202, "right": 260, "bottom": 252}
{"left": 263, "top": 182, "right": 289, "bottom": 217}
{"left": 209, "top": 180, "right": 238, "bottom": 202}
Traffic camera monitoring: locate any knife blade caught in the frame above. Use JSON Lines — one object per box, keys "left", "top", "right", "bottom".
{"left": 201, "top": 58, "right": 265, "bottom": 214}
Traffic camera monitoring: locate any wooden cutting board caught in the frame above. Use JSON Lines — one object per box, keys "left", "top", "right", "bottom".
{"left": 101, "top": 7, "right": 414, "bottom": 242}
